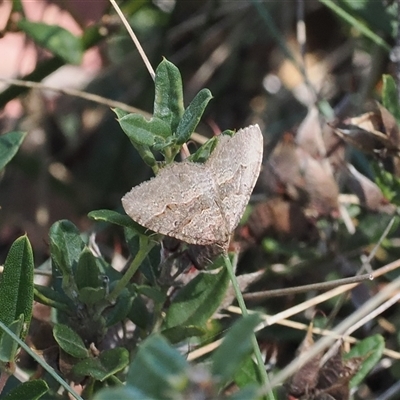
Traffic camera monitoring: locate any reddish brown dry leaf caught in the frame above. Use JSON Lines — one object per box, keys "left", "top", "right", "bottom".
{"left": 331, "top": 102, "right": 400, "bottom": 158}
{"left": 263, "top": 132, "right": 308, "bottom": 201}
{"left": 316, "top": 348, "right": 349, "bottom": 399}
{"left": 237, "top": 197, "right": 318, "bottom": 249}
{"left": 377, "top": 103, "right": 400, "bottom": 147}
{"left": 263, "top": 133, "right": 339, "bottom": 217}
{"left": 314, "top": 349, "right": 364, "bottom": 400}
{"left": 287, "top": 327, "right": 363, "bottom": 400}
{"left": 343, "top": 164, "right": 396, "bottom": 214}
{"left": 322, "top": 123, "right": 346, "bottom": 171}
{"left": 288, "top": 322, "right": 322, "bottom": 398}
{"left": 297, "top": 148, "right": 339, "bottom": 217}
{"left": 296, "top": 106, "right": 327, "bottom": 159}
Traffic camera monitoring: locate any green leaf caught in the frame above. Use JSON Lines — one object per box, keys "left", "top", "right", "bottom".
{"left": 234, "top": 356, "right": 260, "bottom": 388}
{"left": 117, "top": 113, "right": 171, "bottom": 147}
{"left": 49, "top": 220, "right": 84, "bottom": 300}
{"left": 78, "top": 287, "right": 106, "bottom": 306}
{"left": 105, "top": 289, "right": 133, "bottom": 327}
{"left": 345, "top": 334, "right": 385, "bottom": 387}
{"left": 94, "top": 386, "right": 152, "bottom": 400}
{"left": 112, "top": 108, "right": 130, "bottom": 119}
{"left": 127, "top": 293, "right": 150, "bottom": 330}
{"left": 127, "top": 334, "right": 188, "bottom": 399}
{"left": 49, "top": 220, "right": 84, "bottom": 274}
{"left": 0, "top": 235, "right": 34, "bottom": 341}
{"left": 73, "top": 347, "right": 129, "bottom": 381}
{"left": 211, "top": 314, "right": 261, "bottom": 383}
{"left": 372, "top": 162, "right": 400, "bottom": 205}
{"left": 186, "top": 130, "right": 233, "bottom": 164}
{"left": 34, "top": 285, "right": 72, "bottom": 312}
{"left": 136, "top": 285, "right": 166, "bottom": 304}
{"left": 53, "top": 323, "right": 88, "bottom": 359}
{"left": 382, "top": 74, "right": 400, "bottom": 124}
{"left": 187, "top": 136, "right": 218, "bottom": 163}
{"left": 18, "top": 20, "right": 83, "bottom": 64}
{"left": 176, "top": 88, "right": 213, "bottom": 145}
{"left": 0, "top": 315, "right": 24, "bottom": 362}
{"left": 164, "top": 266, "right": 229, "bottom": 328}
{"left": 88, "top": 209, "right": 146, "bottom": 234}
{"left": 153, "top": 59, "right": 184, "bottom": 132}
{"left": 0, "top": 131, "right": 27, "bottom": 171}
{"left": 228, "top": 385, "right": 259, "bottom": 400}
{"left": 113, "top": 109, "right": 157, "bottom": 168}
{"left": 2, "top": 379, "right": 48, "bottom": 400}
{"left": 161, "top": 325, "right": 205, "bottom": 344}
{"left": 75, "top": 248, "right": 101, "bottom": 290}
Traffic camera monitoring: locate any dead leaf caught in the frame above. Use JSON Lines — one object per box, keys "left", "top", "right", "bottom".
{"left": 288, "top": 322, "right": 322, "bottom": 398}
{"left": 331, "top": 102, "right": 400, "bottom": 158}
{"left": 343, "top": 164, "right": 396, "bottom": 214}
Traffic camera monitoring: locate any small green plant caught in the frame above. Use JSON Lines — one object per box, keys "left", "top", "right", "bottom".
{"left": 0, "top": 58, "right": 268, "bottom": 399}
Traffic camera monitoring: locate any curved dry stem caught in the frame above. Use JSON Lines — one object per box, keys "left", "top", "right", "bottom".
{"left": 0, "top": 77, "right": 144, "bottom": 114}
{"left": 245, "top": 240, "right": 400, "bottom": 301}
{"left": 188, "top": 257, "right": 400, "bottom": 363}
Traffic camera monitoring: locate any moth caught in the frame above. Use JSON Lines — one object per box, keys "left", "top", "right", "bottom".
{"left": 122, "top": 125, "right": 263, "bottom": 252}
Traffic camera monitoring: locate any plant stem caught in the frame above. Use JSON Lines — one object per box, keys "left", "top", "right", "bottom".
{"left": 109, "top": 0, "right": 155, "bottom": 80}
{"left": 107, "top": 238, "right": 154, "bottom": 303}
{"left": 223, "top": 254, "right": 275, "bottom": 400}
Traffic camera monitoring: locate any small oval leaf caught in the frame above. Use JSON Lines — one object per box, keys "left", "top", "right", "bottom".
{"left": 153, "top": 58, "right": 184, "bottom": 132}
{"left": 117, "top": 113, "right": 171, "bottom": 146}
{"left": 78, "top": 287, "right": 106, "bottom": 306}
{"left": 73, "top": 347, "right": 129, "bottom": 381}
{"left": 164, "top": 266, "right": 229, "bottom": 328}
{"left": 88, "top": 209, "right": 146, "bottom": 234}
{"left": 53, "top": 323, "right": 88, "bottom": 359}
{"left": 105, "top": 289, "right": 133, "bottom": 327}
{"left": 176, "top": 88, "right": 213, "bottom": 144}
{"left": 187, "top": 136, "right": 218, "bottom": 163}
{"left": 75, "top": 248, "right": 101, "bottom": 290}
{"left": 49, "top": 220, "right": 85, "bottom": 275}
{"left": 3, "top": 379, "right": 48, "bottom": 400}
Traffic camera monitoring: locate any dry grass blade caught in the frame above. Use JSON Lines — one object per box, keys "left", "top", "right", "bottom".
{"left": 188, "top": 257, "right": 400, "bottom": 364}
{"left": 109, "top": 0, "right": 155, "bottom": 80}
